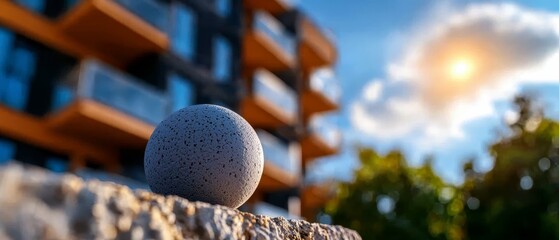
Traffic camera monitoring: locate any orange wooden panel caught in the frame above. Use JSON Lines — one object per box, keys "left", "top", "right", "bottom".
{"left": 301, "top": 134, "right": 338, "bottom": 162}
{"left": 240, "top": 96, "right": 295, "bottom": 128}
{"left": 299, "top": 19, "right": 337, "bottom": 70}
{"left": 301, "top": 184, "right": 334, "bottom": 221}
{"left": 57, "top": 0, "right": 169, "bottom": 65}
{"left": 243, "top": 30, "right": 295, "bottom": 71}
{"left": 302, "top": 185, "right": 331, "bottom": 210}
{"left": 243, "top": 0, "right": 291, "bottom": 14}
{"left": 46, "top": 100, "right": 154, "bottom": 149}
{"left": 0, "top": 104, "right": 118, "bottom": 165}
{"left": 0, "top": 1, "right": 118, "bottom": 66}
{"left": 301, "top": 90, "right": 338, "bottom": 118}
{"left": 257, "top": 161, "right": 299, "bottom": 191}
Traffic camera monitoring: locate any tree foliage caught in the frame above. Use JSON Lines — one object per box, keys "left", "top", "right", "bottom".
{"left": 326, "top": 96, "right": 559, "bottom": 239}
{"left": 463, "top": 96, "right": 559, "bottom": 239}
{"left": 326, "top": 150, "right": 464, "bottom": 240}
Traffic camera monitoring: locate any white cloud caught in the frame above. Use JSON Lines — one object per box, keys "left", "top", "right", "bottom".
{"left": 363, "top": 81, "right": 383, "bottom": 102}
{"left": 351, "top": 3, "right": 559, "bottom": 150}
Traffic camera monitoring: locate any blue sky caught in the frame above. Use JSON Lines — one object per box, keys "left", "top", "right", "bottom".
{"left": 299, "top": 0, "right": 559, "bottom": 184}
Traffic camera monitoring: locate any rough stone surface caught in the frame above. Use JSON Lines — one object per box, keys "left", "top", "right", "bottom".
{"left": 145, "top": 104, "right": 264, "bottom": 209}
{"left": 0, "top": 164, "right": 361, "bottom": 240}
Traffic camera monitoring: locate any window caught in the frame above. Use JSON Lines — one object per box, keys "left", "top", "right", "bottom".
{"left": 0, "top": 139, "right": 15, "bottom": 165}
{"left": 216, "top": 0, "right": 231, "bottom": 17}
{"left": 45, "top": 157, "right": 69, "bottom": 173}
{"left": 170, "top": 4, "right": 196, "bottom": 60}
{"left": 114, "top": 0, "right": 169, "bottom": 31}
{"left": 51, "top": 84, "right": 75, "bottom": 112}
{"left": 213, "top": 36, "right": 232, "bottom": 82}
{"left": 9, "top": 47, "right": 37, "bottom": 80}
{"left": 168, "top": 74, "right": 194, "bottom": 112}
{"left": 0, "top": 28, "right": 14, "bottom": 72}
{"left": 1, "top": 46, "right": 37, "bottom": 111}
{"left": 3, "top": 75, "right": 30, "bottom": 110}
{"left": 14, "top": 0, "right": 46, "bottom": 13}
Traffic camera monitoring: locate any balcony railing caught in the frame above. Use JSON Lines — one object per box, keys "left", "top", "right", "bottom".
{"left": 257, "top": 130, "right": 301, "bottom": 176}
{"left": 309, "top": 114, "right": 341, "bottom": 149}
{"left": 253, "top": 11, "right": 295, "bottom": 62}
{"left": 309, "top": 68, "right": 341, "bottom": 105}
{"left": 253, "top": 69, "right": 297, "bottom": 120}
{"left": 52, "top": 59, "right": 169, "bottom": 126}
{"left": 113, "top": 0, "right": 169, "bottom": 32}
{"left": 299, "top": 17, "right": 336, "bottom": 69}
{"left": 253, "top": 202, "right": 299, "bottom": 219}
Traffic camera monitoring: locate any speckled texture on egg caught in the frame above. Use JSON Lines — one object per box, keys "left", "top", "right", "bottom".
{"left": 144, "top": 104, "right": 263, "bottom": 208}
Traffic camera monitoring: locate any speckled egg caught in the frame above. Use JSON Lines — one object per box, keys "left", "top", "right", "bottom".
{"left": 144, "top": 104, "right": 264, "bottom": 208}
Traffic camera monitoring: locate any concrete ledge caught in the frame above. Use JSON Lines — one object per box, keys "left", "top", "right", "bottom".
{"left": 0, "top": 163, "right": 361, "bottom": 240}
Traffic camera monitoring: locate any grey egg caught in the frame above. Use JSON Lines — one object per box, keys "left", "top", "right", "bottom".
{"left": 144, "top": 104, "right": 264, "bottom": 208}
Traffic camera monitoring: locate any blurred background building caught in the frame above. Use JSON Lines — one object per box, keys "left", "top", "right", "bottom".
{"left": 0, "top": 0, "right": 340, "bottom": 221}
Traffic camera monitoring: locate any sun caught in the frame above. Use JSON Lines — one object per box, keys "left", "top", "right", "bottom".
{"left": 449, "top": 59, "right": 474, "bottom": 81}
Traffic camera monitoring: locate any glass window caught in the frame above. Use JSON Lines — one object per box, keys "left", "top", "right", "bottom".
{"left": 170, "top": 4, "right": 196, "bottom": 60}
{"left": 8, "top": 47, "right": 37, "bottom": 80}
{"left": 66, "top": 0, "right": 79, "bottom": 9}
{"left": 51, "top": 84, "right": 76, "bottom": 112}
{"left": 1, "top": 46, "right": 36, "bottom": 110}
{"left": 3, "top": 75, "right": 29, "bottom": 110}
{"left": 0, "top": 28, "right": 14, "bottom": 71}
{"left": 0, "top": 139, "right": 15, "bottom": 165}
{"left": 168, "top": 74, "right": 194, "bottom": 112}
{"left": 45, "top": 157, "right": 69, "bottom": 173}
{"left": 14, "top": 0, "right": 46, "bottom": 13}
{"left": 114, "top": 0, "right": 169, "bottom": 31}
{"left": 216, "top": 0, "right": 231, "bottom": 17}
{"left": 213, "top": 36, "right": 232, "bottom": 82}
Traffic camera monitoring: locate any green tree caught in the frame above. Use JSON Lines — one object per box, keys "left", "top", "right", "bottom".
{"left": 325, "top": 149, "right": 464, "bottom": 240}
{"left": 463, "top": 96, "right": 559, "bottom": 239}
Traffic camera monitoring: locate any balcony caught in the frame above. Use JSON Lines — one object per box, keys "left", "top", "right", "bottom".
{"left": 256, "top": 130, "right": 301, "bottom": 191}
{"left": 243, "top": 0, "right": 293, "bottom": 14}
{"left": 301, "top": 183, "right": 336, "bottom": 221}
{"left": 302, "top": 68, "right": 340, "bottom": 117}
{"left": 56, "top": 0, "right": 169, "bottom": 65}
{"left": 299, "top": 18, "right": 336, "bottom": 70}
{"left": 301, "top": 114, "right": 340, "bottom": 161}
{"left": 243, "top": 11, "right": 295, "bottom": 71}
{"left": 47, "top": 59, "right": 168, "bottom": 148}
{"left": 241, "top": 69, "right": 297, "bottom": 128}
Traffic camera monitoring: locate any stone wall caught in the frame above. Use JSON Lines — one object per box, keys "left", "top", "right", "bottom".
{"left": 0, "top": 163, "right": 361, "bottom": 240}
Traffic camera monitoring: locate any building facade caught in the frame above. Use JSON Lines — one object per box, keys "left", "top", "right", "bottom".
{"left": 0, "top": 0, "right": 339, "bottom": 220}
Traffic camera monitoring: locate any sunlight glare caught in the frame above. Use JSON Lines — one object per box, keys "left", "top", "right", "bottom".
{"left": 449, "top": 59, "right": 474, "bottom": 81}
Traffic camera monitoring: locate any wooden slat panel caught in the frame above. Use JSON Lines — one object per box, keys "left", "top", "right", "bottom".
{"left": 241, "top": 96, "right": 295, "bottom": 128}
{"left": 301, "top": 134, "right": 337, "bottom": 162}
{"left": 299, "top": 18, "right": 337, "bottom": 70}
{"left": 243, "top": 30, "right": 294, "bottom": 71}
{"left": 46, "top": 100, "right": 154, "bottom": 149}
{"left": 257, "top": 161, "right": 299, "bottom": 191}
{"left": 57, "top": 0, "right": 168, "bottom": 65}
{"left": 243, "top": 0, "right": 291, "bottom": 14}
{"left": 0, "top": 104, "right": 118, "bottom": 165}
{"left": 0, "top": 1, "right": 119, "bottom": 65}
{"left": 301, "top": 90, "right": 338, "bottom": 118}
